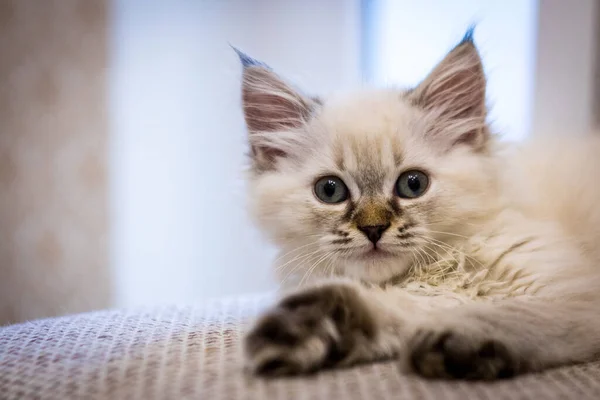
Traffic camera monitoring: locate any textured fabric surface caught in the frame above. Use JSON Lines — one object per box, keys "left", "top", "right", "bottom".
{"left": 1, "top": 295, "right": 600, "bottom": 400}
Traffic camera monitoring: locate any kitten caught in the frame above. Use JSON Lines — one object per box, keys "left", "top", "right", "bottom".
{"left": 235, "top": 30, "right": 600, "bottom": 380}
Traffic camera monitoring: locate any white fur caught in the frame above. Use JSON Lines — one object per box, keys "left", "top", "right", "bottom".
{"left": 242, "top": 42, "right": 600, "bottom": 376}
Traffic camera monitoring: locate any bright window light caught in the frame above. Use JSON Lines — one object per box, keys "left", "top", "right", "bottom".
{"left": 365, "top": 0, "right": 539, "bottom": 141}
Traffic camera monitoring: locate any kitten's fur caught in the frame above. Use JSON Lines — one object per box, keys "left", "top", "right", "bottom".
{"left": 236, "top": 33, "right": 600, "bottom": 380}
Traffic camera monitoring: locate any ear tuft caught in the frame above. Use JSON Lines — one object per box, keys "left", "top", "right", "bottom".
{"left": 460, "top": 24, "right": 476, "bottom": 45}
{"left": 230, "top": 44, "right": 272, "bottom": 70}
{"left": 233, "top": 46, "right": 318, "bottom": 171}
{"left": 409, "top": 27, "right": 488, "bottom": 150}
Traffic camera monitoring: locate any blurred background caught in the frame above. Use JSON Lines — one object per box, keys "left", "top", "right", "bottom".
{"left": 0, "top": 0, "right": 598, "bottom": 325}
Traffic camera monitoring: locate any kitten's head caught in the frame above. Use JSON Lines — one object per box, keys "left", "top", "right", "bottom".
{"left": 236, "top": 31, "right": 501, "bottom": 284}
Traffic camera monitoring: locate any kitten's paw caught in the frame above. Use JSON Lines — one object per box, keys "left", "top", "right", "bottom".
{"left": 409, "top": 329, "right": 519, "bottom": 380}
{"left": 244, "top": 283, "right": 378, "bottom": 376}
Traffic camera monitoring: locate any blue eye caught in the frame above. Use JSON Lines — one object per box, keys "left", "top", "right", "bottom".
{"left": 314, "top": 176, "right": 349, "bottom": 204}
{"left": 395, "top": 170, "right": 429, "bottom": 198}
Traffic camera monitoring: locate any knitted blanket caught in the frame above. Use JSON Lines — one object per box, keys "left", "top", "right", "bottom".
{"left": 1, "top": 295, "right": 599, "bottom": 399}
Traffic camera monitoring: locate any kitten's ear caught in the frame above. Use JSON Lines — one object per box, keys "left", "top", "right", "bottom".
{"left": 233, "top": 46, "right": 318, "bottom": 171}
{"left": 409, "top": 28, "right": 488, "bottom": 150}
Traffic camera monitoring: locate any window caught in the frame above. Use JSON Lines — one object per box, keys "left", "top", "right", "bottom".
{"left": 364, "top": 0, "right": 539, "bottom": 141}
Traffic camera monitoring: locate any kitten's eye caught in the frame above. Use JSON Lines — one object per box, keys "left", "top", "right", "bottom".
{"left": 314, "top": 176, "right": 349, "bottom": 204}
{"left": 395, "top": 170, "right": 429, "bottom": 199}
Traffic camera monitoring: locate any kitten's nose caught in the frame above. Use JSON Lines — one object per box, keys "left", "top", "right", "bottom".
{"left": 358, "top": 224, "right": 390, "bottom": 245}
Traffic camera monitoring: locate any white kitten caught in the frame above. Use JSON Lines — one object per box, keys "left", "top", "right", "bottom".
{"left": 236, "top": 31, "right": 600, "bottom": 380}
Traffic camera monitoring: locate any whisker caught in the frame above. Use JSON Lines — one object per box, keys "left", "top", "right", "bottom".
{"left": 420, "top": 238, "right": 461, "bottom": 267}
{"left": 276, "top": 249, "right": 326, "bottom": 285}
{"left": 275, "top": 248, "right": 321, "bottom": 271}
{"left": 280, "top": 250, "right": 326, "bottom": 285}
{"left": 298, "top": 252, "right": 333, "bottom": 287}
{"left": 424, "top": 236, "right": 485, "bottom": 269}
{"left": 273, "top": 240, "right": 322, "bottom": 264}
{"left": 425, "top": 229, "right": 475, "bottom": 240}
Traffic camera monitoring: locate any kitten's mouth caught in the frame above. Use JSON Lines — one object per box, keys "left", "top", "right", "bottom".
{"left": 358, "top": 247, "right": 392, "bottom": 260}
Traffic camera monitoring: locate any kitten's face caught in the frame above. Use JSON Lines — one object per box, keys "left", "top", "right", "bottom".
{"left": 238, "top": 36, "right": 499, "bottom": 283}
{"left": 247, "top": 91, "right": 497, "bottom": 282}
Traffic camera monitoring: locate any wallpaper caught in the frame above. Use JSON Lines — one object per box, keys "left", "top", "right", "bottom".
{"left": 0, "top": 0, "right": 110, "bottom": 324}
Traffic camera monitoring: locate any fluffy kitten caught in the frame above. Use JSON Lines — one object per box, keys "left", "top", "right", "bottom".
{"left": 235, "top": 31, "right": 600, "bottom": 380}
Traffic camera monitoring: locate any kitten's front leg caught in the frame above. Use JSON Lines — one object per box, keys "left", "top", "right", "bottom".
{"left": 244, "top": 281, "right": 405, "bottom": 376}
{"left": 409, "top": 296, "right": 600, "bottom": 380}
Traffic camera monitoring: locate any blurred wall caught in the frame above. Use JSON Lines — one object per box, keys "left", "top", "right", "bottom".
{"left": 0, "top": 0, "right": 110, "bottom": 324}
{"left": 595, "top": 2, "right": 600, "bottom": 129}
{"left": 532, "top": 0, "right": 600, "bottom": 136}
{"left": 109, "top": 0, "right": 362, "bottom": 307}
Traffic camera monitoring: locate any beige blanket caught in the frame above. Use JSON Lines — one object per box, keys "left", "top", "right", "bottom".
{"left": 1, "top": 294, "right": 599, "bottom": 399}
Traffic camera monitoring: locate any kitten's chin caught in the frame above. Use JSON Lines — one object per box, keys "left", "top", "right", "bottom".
{"left": 343, "top": 252, "right": 412, "bottom": 284}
